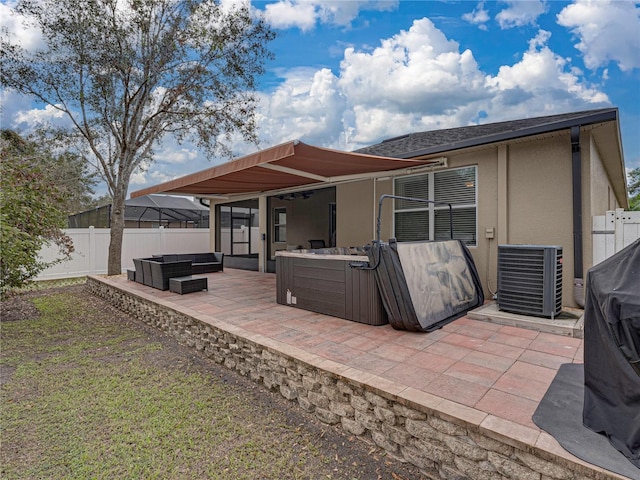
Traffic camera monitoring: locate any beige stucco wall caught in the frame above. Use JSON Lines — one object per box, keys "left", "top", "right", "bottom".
{"left": 506, "top": 135, "right": 573, "bottom": 245}
{"left": 336, "top": 178, "right": 394, "bottom": 247}
{"left": 588, "top": 135, "right": 612, "bottom": 213}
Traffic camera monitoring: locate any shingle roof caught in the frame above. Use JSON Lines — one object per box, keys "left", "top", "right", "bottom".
{"left": 354, "top": 108, "right": 618, "bottom": 158}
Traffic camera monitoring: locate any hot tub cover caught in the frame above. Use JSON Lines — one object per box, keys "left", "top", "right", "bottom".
{"left": 583, "top": 238, "right": 640, "bottom": 468}
{"left": 366, "top": 239, "right": 484, "bottom": 332}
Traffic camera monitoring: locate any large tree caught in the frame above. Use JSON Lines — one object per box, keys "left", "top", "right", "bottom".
{"left": 1, "top": 0, "right": 274, "bottom": 274}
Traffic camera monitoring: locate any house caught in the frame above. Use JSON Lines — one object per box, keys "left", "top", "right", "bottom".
{"left": 68, "top": 194, "right": 210, "bottom": 229}
{"left": 131, "top": 108, "right": 628, "bottom": 308}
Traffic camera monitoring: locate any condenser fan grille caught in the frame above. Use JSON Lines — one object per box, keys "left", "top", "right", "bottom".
{"left": 498, "top": 245, "right": 562, "bottom": 319}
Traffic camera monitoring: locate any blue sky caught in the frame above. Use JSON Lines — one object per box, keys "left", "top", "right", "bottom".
{"left": 2, "top": 0, "right": 639, "bottom": 195}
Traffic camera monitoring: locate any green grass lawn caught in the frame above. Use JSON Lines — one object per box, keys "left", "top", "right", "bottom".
{"left": 0, "top": 287, "right": 425, "bottom": 480}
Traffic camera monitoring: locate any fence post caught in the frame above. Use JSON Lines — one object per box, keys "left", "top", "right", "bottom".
{"left": 614, "top": 208, "right": 625, "bottom": 253}
{"left": 159, "top": 226, "right": 165, "bottom": 253}
{"left": 89, "top": 226, "right": 96, "bottom": 275}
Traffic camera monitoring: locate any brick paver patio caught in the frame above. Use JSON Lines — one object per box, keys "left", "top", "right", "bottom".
{"left": 97, "top": 268, "right": 630, "bottom": 479}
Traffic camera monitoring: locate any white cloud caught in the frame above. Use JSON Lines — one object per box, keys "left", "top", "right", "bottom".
{"left": 13, "top": 103, "right": 66, "bottom": 129}
{"left": 129, "top": 168, "right": 181, "bottom": 186}
{"left": 0, "top": 1, "right": 45, "bottom": 52}
{"left": 0, "top": 88, "right": 34, "bottom": 130}
{"left": 256, "top": 67, "right": 347, "bottom": 146}
{"left": 339, "top": 19, "right": 487, "bottom": 112}
{"left": 245, "top": 18, "right": 493, "bottom": 149}
{"left": 2, "top": 88, "right": 74, "bottom": 134}
{"left": 129, "top": 170, "right": 148, "bottom": 186}
{"left": 462, "top": 2, "right": 490, "bottom": 30}
{"left": 156, "top": 145, "right": 199, "bottom": 165}
{"left": 314, "top": 1, "right": 397, "bottom": 27}
{"left": 528, "top": 28, "right": 551, "bottom": 49}
{"left": 263, "top": 0, "right": 317, "bottom": 31}
{"left": 496, "top": 0, "right": 547, "bottom": 29}
{"left": 485, "top": 29, "right": 609, "bottom": 119}
{"left": 262, "top": 0, "right": 398, "bottom": 31}
{"left": 557, "top": 0, "right": 640, "bottom": 72}
{"left": 333, "top": 18, "right": 491, "bottom": 145}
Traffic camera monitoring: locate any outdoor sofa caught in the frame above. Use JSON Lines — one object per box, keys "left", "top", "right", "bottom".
{"left": 132, "top": 257, "right": 192, "bottom": 291}
{"left": 152, "top": 252, "right": 224, "bottom": 274}
{"left": 131, "top": 253, "right": 223, "bottom": 291}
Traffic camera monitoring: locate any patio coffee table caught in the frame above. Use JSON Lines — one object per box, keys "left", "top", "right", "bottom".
{"left": 169, "top": 275, "right": 208, "bottom": 294}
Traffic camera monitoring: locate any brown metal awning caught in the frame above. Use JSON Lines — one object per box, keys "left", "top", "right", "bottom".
{"left": 130, "top": 140, "right": 443, "bottom": 198}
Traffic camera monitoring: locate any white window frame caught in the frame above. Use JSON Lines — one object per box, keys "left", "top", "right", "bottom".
{"left": 393, "top": 166, "right": 478, "bottom": 246}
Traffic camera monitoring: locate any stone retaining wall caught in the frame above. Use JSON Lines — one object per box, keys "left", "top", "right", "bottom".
{"left": 87, "top": 277, "right": 619, "bottom": 480}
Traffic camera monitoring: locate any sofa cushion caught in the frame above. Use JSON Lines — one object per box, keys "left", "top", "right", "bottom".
{"left": 132, "top": 258, "right": 145, "bottom": 284}
{"left": 194, "top": 253, "right": 216, "bottom": 263}
{"left": 141, "top": 260, "right": 153, "bottom": 287}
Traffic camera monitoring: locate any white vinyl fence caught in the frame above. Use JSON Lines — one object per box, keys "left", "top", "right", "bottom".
{"left": 35, "top": 227, "right": 210, "bottom": 281}
{"left": 592, "top": 209, "right": 640, "bottom": 266}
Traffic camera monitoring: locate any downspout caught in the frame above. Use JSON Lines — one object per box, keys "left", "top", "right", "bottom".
{"left": 571, "top": 125, "right": 585, "bottom": 307}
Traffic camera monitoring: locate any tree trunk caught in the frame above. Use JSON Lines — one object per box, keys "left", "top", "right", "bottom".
{"left": 107, "top": 190, "right": 126, "bottom": 275}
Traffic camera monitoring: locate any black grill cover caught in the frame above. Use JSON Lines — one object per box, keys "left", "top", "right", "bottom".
{"left": 583, "top": 238, "right": 640, "bottom": 468}
{"left": 366, "top": 239, "right": 484, "bottom": 332}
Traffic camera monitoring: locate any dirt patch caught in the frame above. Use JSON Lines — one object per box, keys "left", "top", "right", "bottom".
{"left": 1, "top": 291, "right": 41, "bottom": 322}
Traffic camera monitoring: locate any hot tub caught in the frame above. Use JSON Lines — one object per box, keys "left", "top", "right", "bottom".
{"left": 275, "top": 249, "right": 388, "bottom": 326}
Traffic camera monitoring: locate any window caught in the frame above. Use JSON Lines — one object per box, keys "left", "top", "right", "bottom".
{"left": 274, "top": 207, "right": 287, "bottom": 243}
{"left": 394, "top": 166, "right": 477, "bottom": 246}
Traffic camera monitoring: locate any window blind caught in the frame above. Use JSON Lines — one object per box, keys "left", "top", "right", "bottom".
{"left": 395, "top": 210, "right": 429, "bottom": 241}
{"left": 394, "top": 166, "right": 477, "bottom": 246}
{"left": 394, "top": 174, "right": 429, "bottom": 210}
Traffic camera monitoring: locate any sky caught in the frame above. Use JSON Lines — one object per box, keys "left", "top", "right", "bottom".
{"left": 1, "top": 0, "right": 639, "bottom": 198}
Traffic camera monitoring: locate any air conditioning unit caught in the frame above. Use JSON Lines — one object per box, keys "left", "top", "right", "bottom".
{"left": 497, "top": 245, "right": 563, "bottom": 319}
